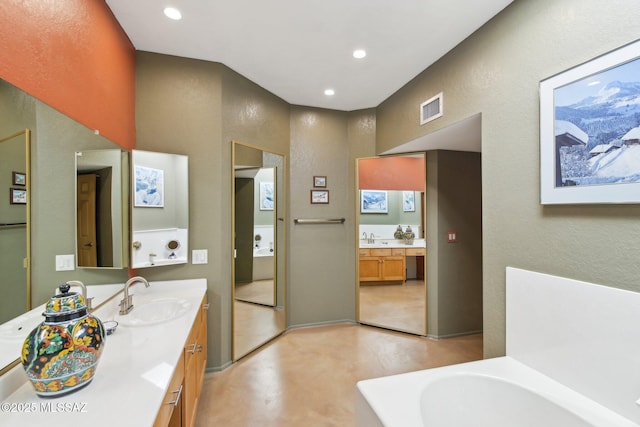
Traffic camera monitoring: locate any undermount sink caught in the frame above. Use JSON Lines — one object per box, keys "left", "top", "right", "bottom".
{"left": 0, "top": 312, "right": 42, "bottom": 339}
{"left": 117, "top": 298, "right": 192, "bottom": 327}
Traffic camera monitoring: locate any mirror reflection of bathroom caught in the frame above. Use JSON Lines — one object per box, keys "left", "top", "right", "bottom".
{"left": 234, "top": 167, "right": 276, "bottom": 307}
{"left": 0, "top": 130, "right": 30, "bottom": 324}
{"left": 131, "top": 149, "right": 189, "bottom": 268}
{"left": 75, "top": 149, "right": 128, "bottom": 268}
{"left": 357, "top": 154, "right": 427, "bottom": 336}
{"left": 233, "top": 141, "right": 286, "bottom": 361}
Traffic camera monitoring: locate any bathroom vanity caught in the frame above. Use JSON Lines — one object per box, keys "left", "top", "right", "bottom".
{"left": 358, "top": 239, "right": 426, "bottom": 284}
{"left": 0, "top": 279, "right": 207, "bottom": 427}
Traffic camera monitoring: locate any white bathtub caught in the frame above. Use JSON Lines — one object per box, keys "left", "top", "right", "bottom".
{"left": 356, "top": 356, "right": 637, "bottom": 427}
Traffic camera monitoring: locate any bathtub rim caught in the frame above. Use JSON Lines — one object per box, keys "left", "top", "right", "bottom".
{"left": 355, "top": 356, "right": 637, "bottom": 427}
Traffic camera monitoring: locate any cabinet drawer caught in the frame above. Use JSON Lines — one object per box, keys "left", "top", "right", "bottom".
{"left": 391, "top": 248, "right": 405, "bottom": 256}
{"left": 359, "top": 248, "right": 371, "bottom": 256}
{"left": 370, "top": 248, "right": 392, "bottom": 256}
{"left": 405, "top": 248, "right": 425, "bottom": 256}
{"left": 154, "top": 352, "right": 184, "bottom": 427}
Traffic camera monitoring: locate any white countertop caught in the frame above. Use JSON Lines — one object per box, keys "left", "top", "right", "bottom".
{"left": 0, "top": 279, "right": 207, "bottom": 427}
{"left": 359, "top": 238, "right": 426, "bottom": 249}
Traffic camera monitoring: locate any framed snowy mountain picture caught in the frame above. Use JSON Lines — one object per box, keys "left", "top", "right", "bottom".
{"left": 540, "top": 39, "right": 640, "bottom": 204}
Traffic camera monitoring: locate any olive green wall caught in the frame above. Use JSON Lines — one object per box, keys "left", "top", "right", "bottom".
{"left": 426, "top": 151, "right": 482, "bottom": 338}
{"left": 135, "top": 52, "right": 290, "bottom": 368}
{"left": 290, "top": 107, "right": 352, "bottom": 325}
{"left": 377, "top": 0, "right": 640, "bottom": 357}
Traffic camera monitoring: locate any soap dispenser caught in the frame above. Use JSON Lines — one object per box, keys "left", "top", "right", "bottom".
{"left": 21, "top": 283, "right": 105, "bottom": 396}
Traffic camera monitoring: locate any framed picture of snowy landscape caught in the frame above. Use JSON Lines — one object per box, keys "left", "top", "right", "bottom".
{"left": 540, "top": 39, "right": 640, "bottom": 204}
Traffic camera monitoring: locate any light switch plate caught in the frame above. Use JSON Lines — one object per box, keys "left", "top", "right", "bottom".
{"left": 55, "top": 254, "right": 75, "bottom": 271}
{"left": 192, "top": 249, "right": 208, "bottom": 265}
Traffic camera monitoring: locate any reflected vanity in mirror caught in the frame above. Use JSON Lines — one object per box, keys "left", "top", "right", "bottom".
{"left": 232, "top": 141, "right": 286, "bottom": 360}
{"left": 131, "top": 149, "right": 189, "bottom": 268}
{"left": 357, "top": 154, "right": 427, "bottom": 336}
{"left": 76, "top": 149, "right": 129, "bottom": 268}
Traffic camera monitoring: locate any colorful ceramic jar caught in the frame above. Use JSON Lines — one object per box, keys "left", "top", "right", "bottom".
{"left": 21, "top": 283, "right": 105, "bottom": 397}
{"left": 394, "top": 225, "right": 404, "bottom": 240}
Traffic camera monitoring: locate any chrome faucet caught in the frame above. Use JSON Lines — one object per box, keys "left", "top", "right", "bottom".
{"left": 66, "top": 280, "right": 93, "bottom": 311}
{"left": 369, "top": 233, "right": 375, "bottom": 244}
{"left": 362, "top": 232, "right": 368, "bottom": 241}
{"left": 119, "top": 276, "right": 150, "bottom": 315}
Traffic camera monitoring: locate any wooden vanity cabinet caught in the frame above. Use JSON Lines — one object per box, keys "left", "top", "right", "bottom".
{"left": 183, "top": 295, "right": 208, "bottom": 427}
{"left": 154, "top": 294, "right": 208, "bottom": 427}
{"left": 359, "top": 248, "right": 406, "bottom": 283}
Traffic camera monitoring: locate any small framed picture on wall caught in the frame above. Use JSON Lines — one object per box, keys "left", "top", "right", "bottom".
{"left": 313, "top": 176, "right": 327, "bottom": 188}
{"left": 310, "top": 190, "right": 329, "bottom": 204}
{"left": 12, "top": 171, "right": 26, "bottom": 186}
{"left": 10, "top": 188, "right": 26, "bottom": 204}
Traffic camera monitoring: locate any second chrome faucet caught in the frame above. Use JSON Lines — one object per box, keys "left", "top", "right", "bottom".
{"left": 119, "top": 276, "right": 150, "bottom": 315}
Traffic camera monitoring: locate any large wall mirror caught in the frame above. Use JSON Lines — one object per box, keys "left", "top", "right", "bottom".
{"left": 131, "top": 149, "right": 189, "bottom": 268}
{"left": 0, "top": 79, "right": 128, "bottom": 375}
{"left": 76, "top": 149, "right": 129, "bottom": 268}
{"left": 232, "top": 141, "right": 286, "bottom": 360}
{"left": 356, "top": 154, "right": 427, "bottom": 336}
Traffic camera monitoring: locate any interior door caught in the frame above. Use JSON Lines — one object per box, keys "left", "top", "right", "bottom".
{"left": 77, "top": 173, "right": 98, "bottom": 267}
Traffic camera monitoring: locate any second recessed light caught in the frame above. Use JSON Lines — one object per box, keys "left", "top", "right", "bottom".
{"left": 324, "top": 89, "right": 335, "bottom": 96}
{"left": 353, "top": 49, "right": 366, "bottom": 59}
{"left": 164, "top": 7, "right": 182, "bottom": 20}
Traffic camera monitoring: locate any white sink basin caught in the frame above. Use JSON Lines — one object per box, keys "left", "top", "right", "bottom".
{"left": 0, "top": 311, "right": 42, "bottom": 339}
{"left": 117, "top": 298, "right": 192, "bottom": 327}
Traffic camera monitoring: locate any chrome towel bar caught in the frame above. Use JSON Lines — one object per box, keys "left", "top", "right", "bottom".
{"left": 294, "top": 218, "right": 345, "bottom": 225}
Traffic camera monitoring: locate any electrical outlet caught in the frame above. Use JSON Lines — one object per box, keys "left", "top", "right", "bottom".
{"left": 447, "top": 231, "right": 457, "bottom": 243}
{"left": 55, "top": 254, "right": 75, "bottom": 271}
{"left": 192, "top": 249, "right": 208, "bottom": 265}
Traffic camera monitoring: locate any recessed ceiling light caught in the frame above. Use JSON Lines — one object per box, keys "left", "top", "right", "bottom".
{"left": 353, "top": 49, "right": 367, "bottom": 59}
{"left": 164, "top": 7, "right": 182, "bottom": 20}
{"left": 324, "top": 89, "right": 335, "bottom": 96}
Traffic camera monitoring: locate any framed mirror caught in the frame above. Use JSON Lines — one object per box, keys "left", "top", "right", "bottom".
{"left": 356, "top": 153, "right": 427, "bottom": 336}
{"left": 232, "top": 141, "right": 286, "bottom": 360}
{"left": 76, "top": 149, "right": 129, "bottom": 268}
{"left": 131, "top": 149, "right": 189, "bottom": 268}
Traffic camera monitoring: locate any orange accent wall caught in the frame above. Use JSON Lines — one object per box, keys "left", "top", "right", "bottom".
{"left": 359, "top": 156, "right": 425, "bottom": 191}
{"left": 0, "top": 0, "right": 135, "bottom": 150}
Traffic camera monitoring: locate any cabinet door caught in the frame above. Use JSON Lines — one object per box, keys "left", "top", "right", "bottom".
{"left": 359, "top": 257, "right": 382, "bottom": 281}
{"left": 194, "top": 297, "right": 208, "bottom": 407}
{"left": 154, "top": 353, "right": 184, "bottom": 427}
{"left": 381, "top": 256, "right": 405, "bottom": 281}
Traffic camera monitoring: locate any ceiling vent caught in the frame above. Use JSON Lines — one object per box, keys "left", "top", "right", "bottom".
{"left": 420, "top": 92, "right": 443, "bottom": 125}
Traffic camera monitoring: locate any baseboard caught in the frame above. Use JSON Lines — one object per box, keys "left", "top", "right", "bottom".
{"left": 427, "top": 329, "right": 483, "bottom": 340}
{"left": 285, "top": 319, "right": 357, "bottom": 332}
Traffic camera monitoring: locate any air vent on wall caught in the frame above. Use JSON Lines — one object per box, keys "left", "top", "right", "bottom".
{"left": 420, "top": 92, "right": 443, "bottom": 125}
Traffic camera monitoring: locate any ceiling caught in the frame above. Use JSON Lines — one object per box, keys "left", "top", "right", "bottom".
{"left": 106, "top": 0, "right": 513, "bottom": 112}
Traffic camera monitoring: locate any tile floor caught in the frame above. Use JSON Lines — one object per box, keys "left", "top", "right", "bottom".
{"left": 195, "top": 323, "right": 482, "bottom": 426}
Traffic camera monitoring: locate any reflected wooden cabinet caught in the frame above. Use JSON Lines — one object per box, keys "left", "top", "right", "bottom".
{"left": 154, "top": 294, "right": 208, "bottom": 427}
{"left": 359, "top": 248, "right": 406, "bottom": 283}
